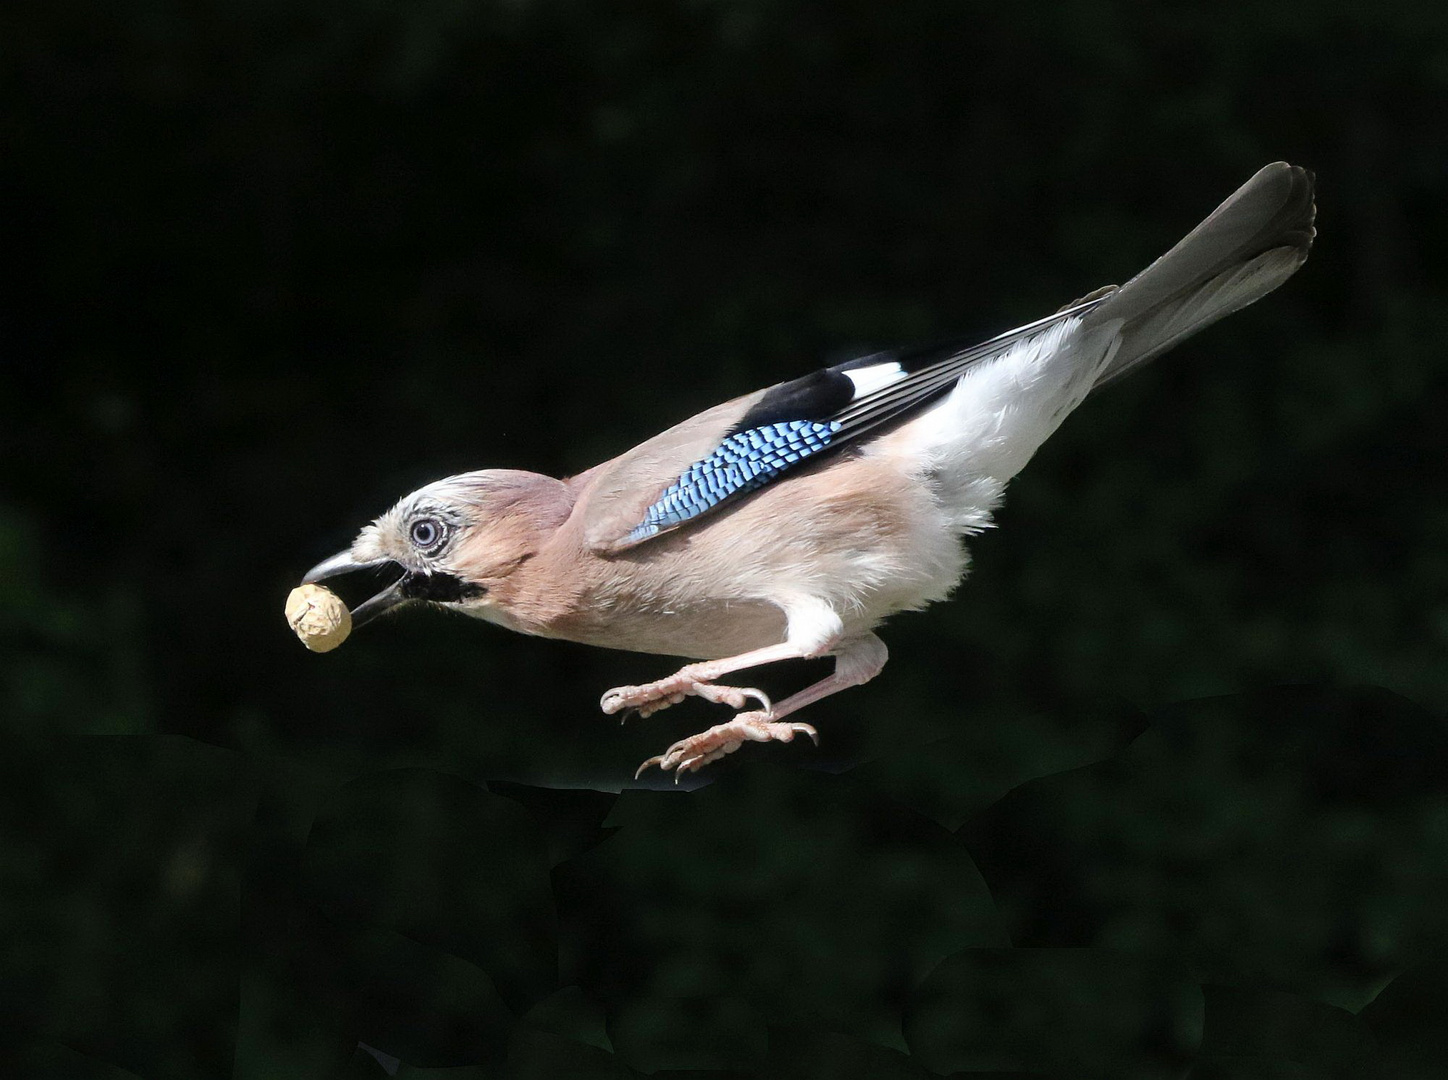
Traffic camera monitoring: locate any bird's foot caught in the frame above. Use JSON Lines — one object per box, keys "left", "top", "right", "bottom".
{"left": 600, "top": 669, "right": 771, "bottom": 721}
{"left": 635, "top": 713, "right": 819, "bottom": 780}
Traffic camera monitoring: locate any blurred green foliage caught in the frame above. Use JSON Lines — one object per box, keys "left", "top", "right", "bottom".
{"left": 3, "top": 0, "right": 1448, "bottom": 1075}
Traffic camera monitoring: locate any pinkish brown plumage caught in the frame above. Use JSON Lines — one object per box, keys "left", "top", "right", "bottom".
{"left": 301, "top": 163, "right": 1316, "bottom": 778}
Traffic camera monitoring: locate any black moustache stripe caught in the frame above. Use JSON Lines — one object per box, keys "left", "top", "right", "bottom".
{"left": 400, "top": 572, "right": 487, "bottom": 603}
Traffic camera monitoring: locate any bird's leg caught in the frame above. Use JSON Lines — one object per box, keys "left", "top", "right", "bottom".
{"left": 636, "top": 634, "right": 888, "bottom": 779}
{"left": 599, "top": 640, "right": 815, "bottom": 720}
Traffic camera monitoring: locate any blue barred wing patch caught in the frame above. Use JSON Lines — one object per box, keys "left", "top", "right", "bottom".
{"left": 626, "top": 420, "right": 843, "bottom": 542}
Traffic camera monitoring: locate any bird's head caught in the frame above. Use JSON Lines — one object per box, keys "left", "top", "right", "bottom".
{"left": 301, "top": 469, "right": 572, "bottom": 629}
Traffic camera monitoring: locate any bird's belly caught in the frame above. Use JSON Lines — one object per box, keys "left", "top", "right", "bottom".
{"left": 550, "top": 598, "right": 789, "bottom": 660}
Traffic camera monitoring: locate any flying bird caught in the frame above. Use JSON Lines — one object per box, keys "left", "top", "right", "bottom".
{"left": 301, "top": 163, "right": 1316, "bottom": 778}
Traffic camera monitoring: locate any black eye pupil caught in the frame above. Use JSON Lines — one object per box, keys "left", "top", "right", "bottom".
{"left": 411, "top": 520, "right": 440, "bottom": 548}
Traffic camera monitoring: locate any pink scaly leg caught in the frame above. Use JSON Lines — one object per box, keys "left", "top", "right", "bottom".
{"left": 636, "top": 633, "right": 889, "bottom": 780}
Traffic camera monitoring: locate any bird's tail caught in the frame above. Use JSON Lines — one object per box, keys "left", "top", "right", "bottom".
{"left": 1080, "top": 162, "right": 1316, "bottom": 389}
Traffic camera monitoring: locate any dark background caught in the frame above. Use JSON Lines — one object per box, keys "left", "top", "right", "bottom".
{"left": 4, "top": 1, "right": 1448, "bottom": 1077}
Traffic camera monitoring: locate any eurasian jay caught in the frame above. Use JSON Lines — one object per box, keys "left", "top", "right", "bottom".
{"left": 302, "top": 163, "right": 1316, "bottom": 778}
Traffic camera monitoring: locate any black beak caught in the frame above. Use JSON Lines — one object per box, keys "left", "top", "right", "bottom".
{"left": 301, "top": 553, "right": 486, "bottom": 629}
{"left": 302, "top": 551, "right": 409, "bottom": 628}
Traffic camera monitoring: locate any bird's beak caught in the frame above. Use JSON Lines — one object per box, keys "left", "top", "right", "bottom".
{"left": 301, "top": 551, "right": 409, "bottom": 628}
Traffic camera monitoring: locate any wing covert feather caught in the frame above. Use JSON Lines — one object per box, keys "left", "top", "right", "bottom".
{"left": 580, "top": 391, "right": 764, "bottom": 554}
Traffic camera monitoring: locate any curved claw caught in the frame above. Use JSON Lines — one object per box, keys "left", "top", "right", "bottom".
{"left": 634, "top": 755, "right": 665, "bottom": 779}
{"left": 728, "top": 686, "right": 772, "bottom": 713}
{"left": 671, "top": 753, "right": 703, "bottom": 780}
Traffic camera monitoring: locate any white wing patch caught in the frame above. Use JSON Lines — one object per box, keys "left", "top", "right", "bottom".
{"left": 843, "top": 360, "right": 907, "bottom": 398}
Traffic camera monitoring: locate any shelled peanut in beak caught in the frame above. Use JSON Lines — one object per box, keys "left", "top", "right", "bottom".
{"left": 285, "top": 583, "right": 352, "bottom": 652}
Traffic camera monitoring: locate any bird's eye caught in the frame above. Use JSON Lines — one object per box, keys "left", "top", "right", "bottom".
{"left": 410, "top": 517, "right": 444, "bottom": 551}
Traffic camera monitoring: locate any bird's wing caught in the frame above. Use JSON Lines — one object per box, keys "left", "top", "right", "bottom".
{"left": 578, "top": 393, "right": 764, "bottom": 553}
{"left": 580, "top": 296, "right": 1109, "bottom": 554}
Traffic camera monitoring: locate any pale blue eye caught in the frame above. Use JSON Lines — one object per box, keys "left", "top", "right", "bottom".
{"left": 410, "top": 518, "right": 442, "bottom": 550}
